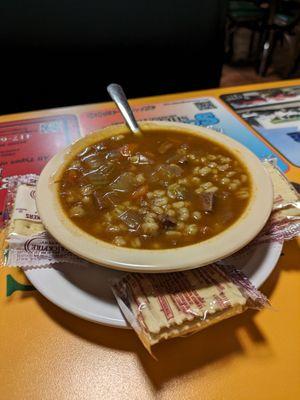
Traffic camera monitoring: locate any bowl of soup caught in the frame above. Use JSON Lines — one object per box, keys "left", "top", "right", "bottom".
{"left": 36, "top": 121, "right": 273, "bottom": 272}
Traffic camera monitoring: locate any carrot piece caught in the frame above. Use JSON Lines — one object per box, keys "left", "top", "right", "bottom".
{"left": 132, "top": 185, "right": 148, "bottom": 199}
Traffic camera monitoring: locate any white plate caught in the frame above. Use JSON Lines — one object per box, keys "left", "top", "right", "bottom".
{"left": 25, "top": 241, "right": 282, "bottom": 329}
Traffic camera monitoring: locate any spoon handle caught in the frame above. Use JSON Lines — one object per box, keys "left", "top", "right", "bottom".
{"left": 107, "top": 83, "right": 142, "bottom": 136}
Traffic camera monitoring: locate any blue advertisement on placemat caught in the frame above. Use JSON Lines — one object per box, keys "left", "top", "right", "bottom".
{"left": 220, "top": 87, "right": 300, "bottom": 168}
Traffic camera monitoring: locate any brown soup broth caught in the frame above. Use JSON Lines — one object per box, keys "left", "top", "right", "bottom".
{"left": 58, "top": 130, "right": 251, "bottom": 249}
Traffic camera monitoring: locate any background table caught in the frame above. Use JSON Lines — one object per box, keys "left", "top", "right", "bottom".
{"left": 1, "top": 80, "right": 300, "bottom": 400}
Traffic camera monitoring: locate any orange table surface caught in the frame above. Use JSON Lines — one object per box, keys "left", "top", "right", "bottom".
{"left": 1, "top": 80, "right": 300, "bottom": 400}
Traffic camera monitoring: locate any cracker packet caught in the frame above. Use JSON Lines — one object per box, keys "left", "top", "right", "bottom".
{"left": 1, "top": 183, "right": 86, "bottom": 267}
{"left": 254, "top": 160, "right": 300, "bottom": 243}
{"left": 6, "top": 184, "right": 44, "bottom": 236}
{"left": 111, "top": 264, "right": 269, "bottom": 355}
{"left": 0, "top": 175, "right": 40, "bottom": 266}
{"left": 0, "top": 173, "right": 39, "bottom": 228}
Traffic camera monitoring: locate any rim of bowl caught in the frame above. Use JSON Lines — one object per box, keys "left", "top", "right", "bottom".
{"left": 36, "top": 121, "right": 273, "bottom": 273}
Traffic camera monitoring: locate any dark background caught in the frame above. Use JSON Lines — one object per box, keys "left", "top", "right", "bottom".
{"left": 0, "top": 1, "right": 227, "bottom": 114}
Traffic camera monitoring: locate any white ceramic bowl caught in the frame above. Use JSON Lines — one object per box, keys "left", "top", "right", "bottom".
{"left": 36, "top": 121, "right": 273, "bottom": 273}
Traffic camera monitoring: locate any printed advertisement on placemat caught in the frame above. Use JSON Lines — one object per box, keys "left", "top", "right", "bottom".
{"left": 221, "top": 86, "right": 300, "bottom": 168}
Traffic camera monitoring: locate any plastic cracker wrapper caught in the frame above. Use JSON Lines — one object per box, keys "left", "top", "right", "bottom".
{"left": 0, "top": 175, "right": 41, "bottom": 266}
{"left": 111, "top": 264, "right": 269, "bottom": 355}
{"left": 0, "top": 173, "right": 39, "bottom": 228}
{"left": 7, "top": 184, "right": 44, "bottom": 237}
{"left": 263, "top": 159, "right": 299, "bottom": 216}
{"left": 257, "top": 160, "right": 300, "bottom": 243}
{"left": 2, "top": 183, "right": 86, "bottom": 268}
{"left": 2, "top": 183, "right": 45, "bottom": 266}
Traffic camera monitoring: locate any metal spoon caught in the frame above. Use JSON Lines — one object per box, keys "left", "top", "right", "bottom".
{"left": 107, "top": 83, "right": 142, "bottom": 137}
